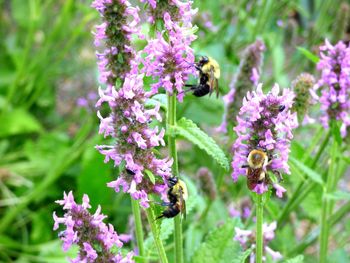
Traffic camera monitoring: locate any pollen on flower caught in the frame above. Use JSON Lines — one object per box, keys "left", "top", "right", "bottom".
{"left": 231, "top": 84, "right": 298, "bottom": 197}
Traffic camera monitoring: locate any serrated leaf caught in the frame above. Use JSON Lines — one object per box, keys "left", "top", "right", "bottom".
{"left": 191, "top": 219, "right": 241, "bottom": 263}
{"left": 297, "top": 47, "right": 319, "bottom": 64}
{"left": 325, "top": 191, "right": 350, "bottom": 201}
{"left": 283, "top": 255, "right": 304, "bottom": 263}
{"left": 172, "top": 117, "right": 229, "bottom": 171}
{"left": 145, "top": 169, "right": 156, "bottom": 185}
{"left": 289, "top": 156, "right": 324, "bottom": 185}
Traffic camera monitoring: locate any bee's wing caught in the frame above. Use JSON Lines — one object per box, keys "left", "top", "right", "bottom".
{"left": 179, "top": 188, "right": 187, "bottom": 220}
{"left": 209, "top": 66, "right": 219, "bottom": 98}
{"left": 215, "top": 78, "right": 219, "bottom": 98}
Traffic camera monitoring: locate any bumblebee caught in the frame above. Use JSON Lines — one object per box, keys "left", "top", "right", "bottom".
{"left": 242, "top": 149, "right": 269, "bottom": 190}
{"left": 156, "top": 177, "right": 188, "bottom": 220}
{"left": 184, "top": 56, "right": 221, "bottom": 98}
{"left": 242, "top": 149, "right": 283, "bottom": 190}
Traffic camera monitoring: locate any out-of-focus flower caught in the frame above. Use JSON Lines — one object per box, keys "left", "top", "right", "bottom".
{"left": 234, "top": 221, "right": 283, "bottom": 262}
{"left": 231, "top": 84, "right": 298, "bottom": 197}
{"left": 218, "top": 40, "right": 265, "bottom": 133}
{"left": 333, "top": 3, "right": 350, "bottom": 41}
{"left": 291, "top": 73, "right": 315, "bottom": 124}
{"left": 228, "top": 198, "right": 252, "bottom": 219}
{"left": 76, "top": 92, "right": 98, "bottom": 110}
{"left": 196, "top": 167, "right": 217, "bottom": 200}
{"left": 53, "top": 191, "right": 134, "bottom": 262}
{"left": 312, "top": 40, "right": 350, "bottom": 137}
{"left": 93, "top": 1, "right": 172, "bottom": 207}
{"left": 142, "top": 1, "right": 197, "bottom": 102}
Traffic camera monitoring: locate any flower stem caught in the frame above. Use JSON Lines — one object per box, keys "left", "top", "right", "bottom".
{"left": 145, "top": 204, "right": 168, "bottom": 263}
{"left": 319, "top": 137, "right": 338, "bottom": 263}
{"left": 167, "top": 92, "right": 183, "bottom": 263}
{"left": 131, "top": 198, "right": 146, "bottom": 261}
{"left": 256, "top": 194, "right": 264, "bottom": 263}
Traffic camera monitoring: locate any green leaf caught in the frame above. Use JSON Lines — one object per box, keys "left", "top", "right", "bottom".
{"left": 289, "top": 156, "right": 324, "bottom": 185}
{"left": 191, "top": 219, "right": 242, "bottom": 263}
{"left": 330, "top": 121, "right": 342, "bottom": 146}
{"left": 145, "top": 94, "right": 167, "bottom": 112}
{"left": 171, "top": 117, "right": 229, "bottom": 171}
{"left": 296, "top": 47, "right": 319, "bottom": 64}
{"left": 283, "top": 255, "right": 304, "bottom": 263}
{"left": 0, "top": 109, "right": 42, "bottom": 137}
{"left": 77, "top": 140, "right": 112, "bottom": 210}
{"left": 325, "top": 191, "right": 350, "bottom": 201}
{"left": 145, "top": 169, "right": 156, "bottom": 185}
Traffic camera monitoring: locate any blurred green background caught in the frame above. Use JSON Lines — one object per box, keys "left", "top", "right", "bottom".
{"left": 0, "top": 0, "right": 349, "bottom": 262}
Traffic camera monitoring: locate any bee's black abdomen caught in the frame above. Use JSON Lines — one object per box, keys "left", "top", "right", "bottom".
{"left": 193, "top": 84, "right": 210, "bottom": 97}
{"left": 161, "top": 205, "right": 180, "bottom": 218}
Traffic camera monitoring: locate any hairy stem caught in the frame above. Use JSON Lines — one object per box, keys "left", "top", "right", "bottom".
{"left": 256, "top": 194, "right": 264, "bottom": 263}
{"left": 145, "top": 204, "right": 168, "bottom": 263}
{"left": 167, "top": 93, "right": 183, "bottom": 263}
{"left": 131, "top": 198, "right": 146, "bottom": 261}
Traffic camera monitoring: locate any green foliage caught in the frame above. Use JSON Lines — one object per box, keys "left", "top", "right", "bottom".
{"left": 1, "top": 0, "right": 350, "bottom": 262}
{"left": 284, "top": 255, "right": 304, "bottom": 263}
{"left": 170, "top": 117, "right": 229, "bottom": 171}
{"left": 191, "top": 219, "right": 243, "bottom": 263}
{"left": 296, "top": 47, "right": 320, "bottom": 64}
{"left": 0, "top": 109, "right": 42, "bottom": 137}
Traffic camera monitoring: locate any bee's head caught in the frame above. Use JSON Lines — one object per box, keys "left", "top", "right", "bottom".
{"left": 167, "top": 177, "right": 178, "bottom": 187}
{"left": 198, "top": 56, "right": 209, "bottom": 66}
{"left": 247, "top": 149, "right": 268, "bottom": 169}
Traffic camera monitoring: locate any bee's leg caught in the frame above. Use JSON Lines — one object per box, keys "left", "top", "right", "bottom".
{"left": 150, "top": 200, "right": 172, "bottom": 206}
{"left": 273, "top": 170, "right": 283, "bottom": 182}
{"left": 241, "top": 164, "right": 249, "bottom": 168}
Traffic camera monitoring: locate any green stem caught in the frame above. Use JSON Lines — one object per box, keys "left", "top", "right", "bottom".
{"left": 131, "top": 198, "right": 146, "bottom": 261}
{"left": 319, "top": 138, "right": 338, "bottom": 262}
{"left": 145, "top": 205, "right": 168, "bottom": 263}
{"left": 167, "top": 92, "right": 183, "bottom": 263}
{"left": 256, "top": 194, "right": 264, "bottom": 263}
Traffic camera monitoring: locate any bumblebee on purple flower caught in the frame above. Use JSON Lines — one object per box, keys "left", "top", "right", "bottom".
{"left": 231, "top": 84, "right": 298, "bottom": 197}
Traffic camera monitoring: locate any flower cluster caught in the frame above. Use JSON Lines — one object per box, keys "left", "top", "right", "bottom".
{"left": 312, "top": 40, "right": 350, "bottom": 137}
{"left": 231, "top": 84, "right": 298, "bottom": 196}
{"left": 234, "top": 222, "right": 283, "bottom": 262}
{"left": 291, "top": 73, "right": 315, "bottom": 124}
{"left": 53, "top": 191, "right": 134, "bottom": 263}
{"left": 218, "top": 40, "right": 265, "bottom": 133}
{"left": 93, "top": 0, "right": 173, "bottom": 207}
{"left": 142, "top": 1, "right": 197, "bottom": 102}
{"left": 92, "top": 0, "right": 141, "bottom": 89}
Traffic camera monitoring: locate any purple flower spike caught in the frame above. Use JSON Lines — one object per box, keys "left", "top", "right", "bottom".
{"left": 312, "top": 40, "right": 350, "bottom": 137}
{"left": 93, "top": 1, "right": 174, "bottom": 207}
{"left": 231, "top": 84, "right": 298, "bottom": 197}
{"left": 53, "top": 191, "right": 134, "bottom": 263}
{"left": 142, "top": 1, "right": 197, "bottom": 102}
